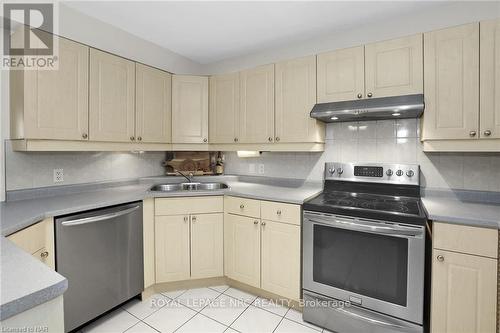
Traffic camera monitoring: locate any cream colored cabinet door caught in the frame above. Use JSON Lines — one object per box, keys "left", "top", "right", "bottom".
{"left": 239, "top": 64, "right": 275, "bottom": 143}
{"left": 172, "top": 75, "right": 209, "bottom": 144}
{"left": 423, "top": 23, "right": 480, "bottom": 140}
{"left": 261, "top": 220, "right": 301, "bottom": 300}
{"left": 480, "top": 19, "right": 500, "bottom": 139}
{"left": 275, "top": 56, "right": 324, "bottom": 143}
{"left": 317, "top": 46, "right": 364, "bottom": 103}
{"left": 22, "top": 35, "right": 89, "bottom": 140}
{"left": 136, "top": 64, "right": 172, "bottom": 143}
{"left": 224, "top": 213, "right": 261, "bottom": 288}
{"left": 209, "top": 73, "right": 240, "bottom": 143}
{"left": 431, "top": 249, "right": 497, "bottom": 333}
{"left": 155, "top": 215, "right": 190, "bottom": 283}
{"left": 89, "top": 49, "right": 135, "bottom": 142}
{"left": 190, "top": 213, "right": 224, "bottom": 279}
{"left": 365, "top": 34, "right": 423, "bottom": 98}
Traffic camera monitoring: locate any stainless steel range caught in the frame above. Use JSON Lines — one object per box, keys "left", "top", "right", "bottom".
{"left": 302, "top": 162, "right": 428, "bottom": 333}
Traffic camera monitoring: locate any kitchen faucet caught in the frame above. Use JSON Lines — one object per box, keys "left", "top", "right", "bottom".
{"left": 176, "top": 170, "right": 195, "bottom": 183}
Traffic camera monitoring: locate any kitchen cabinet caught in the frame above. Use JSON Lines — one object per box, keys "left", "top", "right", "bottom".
{"left": 89, "top": 49, "right": 135, "bottom": 142}
{"left": 480, "top": 18, "right": 500, "bottom": 140}
{"left": 422, "top": 23, "right": 480, "bottom": 141}
{"left": 431, "top": 222, "right": 498, "bottom": 333}
{"left": 209, "top": 72, "right": 240, "bottom": 143}
{"left": 317, "top": 46, "right": 364, "bottom": 103}
{"left": 275, "top": 56, "right": 324, "bottom": 143}
{"left": 7, "top": 217, "right": 55, "bottom": 269}
{"left": 136, "top": 64, "right": 172, "bottom": 143}
{"left": 224, "top": 213, "right": 261, "bottom": 288}
{"left": 172, "top": 75, "right": 209, "bottom": 144}
{"left": 239, "top": 64, "right": 275, "bottom": 143}
{"left": 364, "top": 34, "right": 423, "bottom": 98}
{"left": 10, "top": 33, "right": 89, "bottom": 141}
{"left": 154, "top": 197, "right": 223, "bottom": 283}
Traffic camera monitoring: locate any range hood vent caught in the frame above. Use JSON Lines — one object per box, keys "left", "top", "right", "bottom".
{"left": 310, "top": 94, "right": 424, "bottom": 123}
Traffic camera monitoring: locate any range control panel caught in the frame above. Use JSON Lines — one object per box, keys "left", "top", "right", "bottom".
{"left": 325, "top": 162, "right": 420, "bottom": 186}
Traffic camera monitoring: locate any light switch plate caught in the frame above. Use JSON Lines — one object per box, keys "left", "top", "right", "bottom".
{"left": 53, "top": 169, "right": 64, "bottom": 183}
{"left": 258, "top": 164, "right": 265, "bottom": 174}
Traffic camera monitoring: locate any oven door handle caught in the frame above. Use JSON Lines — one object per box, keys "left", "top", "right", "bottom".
{"left": 307, "top": 217, "right": 423, "bottom": 237}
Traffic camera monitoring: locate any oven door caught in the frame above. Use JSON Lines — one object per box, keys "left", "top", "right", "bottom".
{"left": 303, "top": 211, "right": 425, "bottom": 325}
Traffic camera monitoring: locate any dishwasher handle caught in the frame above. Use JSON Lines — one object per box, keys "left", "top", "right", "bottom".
{"left": 61, "top": 205, "right": 140, "bottom": 227}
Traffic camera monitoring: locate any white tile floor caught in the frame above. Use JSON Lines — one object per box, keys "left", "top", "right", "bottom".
{"left": 79, "top": 286, "right": 327, "bottom": 333}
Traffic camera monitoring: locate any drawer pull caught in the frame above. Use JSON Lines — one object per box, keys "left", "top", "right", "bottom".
{"left": 240, "top": 204, "right": 245, "bottom": 209}
{"left": 437, "top": 255, "right": 444, "bottom": 262}
{"left": 261, "top": 221, "right": 266, "bottom": 226}
{"left": 184, "top": 216, "right": 188, "bottom": 223}
{"left": 254, "top": 220, "right": 259, "bottom": 225}
{"left": 40, "top": 251, "right": 49, "bottom": 259}
{"left": 192, "top": 216, "right": 197, "bottom": 223}
{"left": 276, "top": 210, "right": 282, "bottom": 215}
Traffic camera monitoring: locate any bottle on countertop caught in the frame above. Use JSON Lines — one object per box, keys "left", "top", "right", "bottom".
{"left": 215, "top": 152, "right": 224, "bottom": 175}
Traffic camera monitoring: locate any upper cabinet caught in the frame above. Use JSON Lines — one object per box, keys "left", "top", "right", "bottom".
{"left": 317, "top": 46, "right": 364, "bottom": 103}
{"left": 422, "top": 23, "right": 480, "bottom": 141}
{"left": 10, "top": 34, "right": 89, "bottom": 141}
{"left": 172, "top": 75, "right": 209, "bottom": 144}
{"left": 275, "top": 55, "right": 324, "bottom": 143}
{"left": 89, "top": 49, "right": 136, "bottom": 142}
{"left": 209, "top": 72, "right": 240, "bottom": 143}
{"left": 364, "top": 34, "right": 423, "bottom": 98}
{"left": 317, "top": 34, "right": 423, "bottom": 103}
{"left": 136, "top": 64, "right": 172, "bottom": 143}
{"left": 480, "top": 18, "right": 500, "bottom": 139}
{"left": 239, "top": 64, "right": 275, "bottom": 143}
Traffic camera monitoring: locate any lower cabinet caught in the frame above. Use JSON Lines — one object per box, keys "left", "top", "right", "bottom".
{"left": 431, "top": 222, "right": 498, "bottom": 333}
{"left": 191, "top": 213, "right": 224, "bottom": 279}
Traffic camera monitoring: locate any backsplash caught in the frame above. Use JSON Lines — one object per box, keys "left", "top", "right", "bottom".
{"left": 225, "top": 119, "right": 500, "bottom": 192}
{"left": 4, "top": 141, "right": 166, "bottom": 191}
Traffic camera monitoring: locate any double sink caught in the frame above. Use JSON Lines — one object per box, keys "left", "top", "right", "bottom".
{"left": 150, "top": 182, "right": 229, "bottom": 192}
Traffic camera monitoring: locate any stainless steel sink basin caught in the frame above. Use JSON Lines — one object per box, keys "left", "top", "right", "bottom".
{"left": 150, "top": 182, "right": 229, "bottom": 192}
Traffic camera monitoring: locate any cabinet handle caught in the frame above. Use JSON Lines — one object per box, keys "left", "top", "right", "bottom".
{"left": 192, "top": 216, "right": 197, "bottom": 223}
{"left": 203, "top": 138, "right": 208, "bottom": 143}
{"left": 240, "top": 204, "right": 245, "bottom": 209}
{"left": 437, "top": 255, "right": 444, "bottom": 262}
{"left": 261, "top": 221, "right": 266, "bottom": 226}
{"left": 484, "top": 130, "right": 492, "bottom": 137}
{"left": 254, "top": 220, "right": 259, "bottom": 225}
{"left": 137, "top": 136, "right": 142, "bottom": 141}
{"left": 357, "top": 93, "right": 363, "bottom": 99}
{"left": 130, "top": 136, "right": 135, "bottom": 141}
{"left": 234, "top": 138, "right": 238, "bottom": 142}
{"left": 183, "top": 216, "right": 188, "bottom": 223}
{"left": 82, "top": 133, "right": 88, "bottom": 139}
{"left": 275, "top": 137, "right": 280, "bottom": 142}
{"left": 268, "top": 137, "right": 273, "bottom": 142}
{"left": 276, "top": 210, "right": 282, "bottom": 215}
{"left": 367, "top": 92, "right": 373, "bottom": 98}
{"left": 40, "top": 251, "right": 49, "bottom": 259}
{"left": 469, "top": 131, "right": 477, "bottom": 137}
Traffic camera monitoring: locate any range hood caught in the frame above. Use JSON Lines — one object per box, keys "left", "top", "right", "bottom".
{"left": 310, "top": 94, "right": 424, "bottom": 123}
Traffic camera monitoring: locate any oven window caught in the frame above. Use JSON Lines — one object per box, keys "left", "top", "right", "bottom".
{"left": 313, "top": 225, "right": 408, "bottom": 306}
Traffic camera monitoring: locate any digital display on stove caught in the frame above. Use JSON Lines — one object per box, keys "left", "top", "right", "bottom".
{"left": 354, "top": 166, "right": 383, "bottom": 177}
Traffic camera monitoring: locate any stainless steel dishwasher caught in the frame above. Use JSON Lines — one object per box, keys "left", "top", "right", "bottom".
{"left": 55, "top": 201, "right": 144, "bottom": 332}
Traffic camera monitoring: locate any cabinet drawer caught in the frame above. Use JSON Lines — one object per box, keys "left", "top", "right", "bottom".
{"left": 155, "top": 196, "right": 223, "bottom": 215}
{"left": 261, "top": 201, "right": 301, "bottom": 225}
{"left": 224, "top": 196, "right": 261, "bottom": 218}
{"left": 433, "top": 222, "right": 498, "bottom": 258}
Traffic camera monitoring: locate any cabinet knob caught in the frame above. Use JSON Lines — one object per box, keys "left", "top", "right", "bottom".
{"left": 234, "top": 138, "right": 238, "bottom": 142}
{"left": 40, "top": 251, "right": 49, "bottom": 259}
{"left": 137, "top": 136, "right": 142, "bottom": 141}
{"left": 367, "top": 92, "right": 373, "bottom": 98}
{"left": 268, "top": 137, "right": 273, "bottom": 142}
{"left": 82, "top": 133, "right": 88, "bottom": 139}
{"left": 184, "top": 216, "right": 188, "bottom": 223}
{"left": 276, "top": 210, "right": 282, "bottom": 215}
{"left": 203, "top": 138, "right": 208, "bottom": 143}
{"left": 261, "top": 221, "right": 266, "bottom": 226}
{"left": 469, "top": 130, "right": 477, "bottom": 137}
{"left": 192, "top": 216, "right": 196, "bottom": 223}
{"left": 484, "top": 130, "right": 492, "bottom": 137}
{"left": 130, "top": 136, "right": 135, "bottom": 141}
{"left": 275, "top": 137, "right": 280, "bottom": 142}
{"left": 437, "top": 255, "right": 444, "bottom": 262}
{"left": 254, "top": 220, "right": 259, "bottom": 225}
{"left": 240, "top": 204, "right": 245, "bottom": 209}
{"left": 357, "top": 93, "right": 363, "bottom": 99}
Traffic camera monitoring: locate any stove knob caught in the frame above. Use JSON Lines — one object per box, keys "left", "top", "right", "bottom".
{"left": 396, "top": 170, "right": 404, "bottom": 177}
{"left": 328, "top": 168, "right": 335, "bottom": 175}
{"left": 337, "top": 168, "right": 344, "bottom": 175}
{"left": 386, "top": 169, "right": 393, "bottom": 176}
{"left": 406, "top": 170, "right": 415, "bottom": 178}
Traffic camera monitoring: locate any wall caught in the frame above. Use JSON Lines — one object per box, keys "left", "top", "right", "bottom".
{"left": 4, "top": 141, "right": 165, "bottom": 191}
{"left": 224, "top": 120, "right": 500, "bottom": 192}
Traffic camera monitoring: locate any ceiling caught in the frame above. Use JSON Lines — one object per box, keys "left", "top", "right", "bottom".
{"left": 63, "top": 1, "right": 450, "bottom": 64}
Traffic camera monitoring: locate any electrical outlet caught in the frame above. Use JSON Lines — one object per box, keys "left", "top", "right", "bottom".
{"left": 258, "top": 164, "right": 265, "bottom": 174}
{"left": 249, "top": 163, "right": 256, "bottom": 174}
{"left": 53, "top": 169, "right": 64, "bottom": 183}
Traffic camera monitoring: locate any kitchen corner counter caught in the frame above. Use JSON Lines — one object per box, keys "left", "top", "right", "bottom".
{"left": 0, "top": 236, "right": 67, "bottom": 321}
{"left": 421, "top": 189, "right": 500, "bottom": 229}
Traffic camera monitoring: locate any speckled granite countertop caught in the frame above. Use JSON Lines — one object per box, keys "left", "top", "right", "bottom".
{"left": 0, "top": 175, "right": 322, "bottom": 320}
